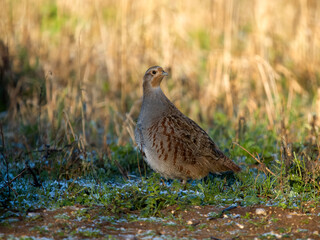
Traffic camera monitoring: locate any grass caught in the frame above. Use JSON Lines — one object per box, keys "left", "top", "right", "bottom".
{"left": 0, "top": 0, "right": 320, "bottom": 238}
{"left": 1, "top": 115, "right": 319, "bottom": 219}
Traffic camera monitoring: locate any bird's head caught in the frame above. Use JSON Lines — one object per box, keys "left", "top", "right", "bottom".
{"left": 143, "top": 66, "right": 168, "bottom": 91}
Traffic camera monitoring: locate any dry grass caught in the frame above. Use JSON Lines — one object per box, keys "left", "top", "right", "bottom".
{"left": 1, "top": 0, "right": 320, "bottom": 146}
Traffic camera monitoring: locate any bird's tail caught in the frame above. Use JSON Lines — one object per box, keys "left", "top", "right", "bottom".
{"left": 223, "top": 156, "right": 241, "bottom": 172}
{"left": 210, "top": 155, "right": 241, "bottom": 173}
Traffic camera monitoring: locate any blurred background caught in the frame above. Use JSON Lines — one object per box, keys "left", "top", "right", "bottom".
{"left": 1, "top": 0, "right": 320, "bottom": 149}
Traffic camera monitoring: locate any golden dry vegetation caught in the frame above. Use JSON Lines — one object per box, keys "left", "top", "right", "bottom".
{"left": 1, "top": 0, "right": 320, "bottom": 146}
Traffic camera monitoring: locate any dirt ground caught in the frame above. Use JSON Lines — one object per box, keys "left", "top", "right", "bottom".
{"left": 1, "top": 204, "right": 320, "bottom": 239}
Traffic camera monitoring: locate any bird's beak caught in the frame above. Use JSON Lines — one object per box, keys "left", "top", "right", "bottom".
{"left": 162, "top": 71, "right": 168, "bottom": 76}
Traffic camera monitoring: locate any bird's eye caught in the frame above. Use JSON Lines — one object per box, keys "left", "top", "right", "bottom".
{"left": 152, "top": 70, "right": 157, "bottom": 75}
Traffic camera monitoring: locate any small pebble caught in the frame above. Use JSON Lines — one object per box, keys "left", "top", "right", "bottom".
{"left": 186, "top": 220, "right": 199, "bottom": 225}
{"left": 191, "top": 220, "right": 200, "bottom": 226}
{"left": 235, "top": 222, "right": 244, "bottom": 229}
{"left": 27, "top": 212, "right": 40, "bottom": 217}
{"left": 255, "top": 208, "right": 267, "bottom": 216}
{"left": 123, "top": 234, "right": 136, "bottom": 240}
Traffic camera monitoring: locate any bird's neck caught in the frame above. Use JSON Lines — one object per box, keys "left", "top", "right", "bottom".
{"left": 140, "top": 87, "right": 174, "bottom": 121}
{"left": 143, "top": 85, "right": 162, "bottom": 97}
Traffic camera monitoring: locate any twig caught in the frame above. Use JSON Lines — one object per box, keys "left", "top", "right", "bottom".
{"left": 25, "top": 162, "right": 42, "bottom": 187}
{"left": 0, "top": 122, "right": 4, "bottom": 149}
{"left": 63, "top": 111, "right": 77, "bottom": 143}
{"left": 237, "top": 116, "right": 246, "bottom": 141}
{"left": 113, "top": 157, "right": 128, "bottom": 180}
{"left": 0, "top": 161, "right": 42, "bottom": 192}
{"left": 221, "top": 204, "right": 238, "bottom": 213}
{"left": 233, "top": 141, "right": 275, "bottom": 176}
{"left": 208, "top": 204, "right": 238, "bottom": 220}
{"left": 5, "top": 181, "right": 18, "bottom": 196}
{"left": 23, "top": 143, "right": 73, "bottom": 156}
{"left": 0, "top": 122, "right": 10, "bottom": 196}
{"left": 0, "top": 166, "right": 29, "bottom": 192}
{"left": 21, "top": 135, "right": 34, "bottom": 162}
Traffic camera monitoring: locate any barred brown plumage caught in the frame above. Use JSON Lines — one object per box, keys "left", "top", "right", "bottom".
{"left": 135, "top": 66, "right": 241, "bottom": 183}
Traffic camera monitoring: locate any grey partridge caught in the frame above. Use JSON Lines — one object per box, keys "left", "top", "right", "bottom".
{"left": 135, "top": 66, "right": 241, "bottom": 183}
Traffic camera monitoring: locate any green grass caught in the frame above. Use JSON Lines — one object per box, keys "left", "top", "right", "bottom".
{"left": 1, "top": 113, "right": 319, "bottom": 219}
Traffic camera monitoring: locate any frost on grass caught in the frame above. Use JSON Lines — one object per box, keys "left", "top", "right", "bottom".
{"left": 259, "top": 231, "right": 287, "bottom": 239}
{"left": 94, "top": 215, "right": 117, "bottom": 223}
{"left": 4, "top": 235, "right": 54, "bottom": 240}
{"left": 74, "top": 227, "right": 102, "bottom": 237}
{"left": 2, "top": 165, "right": 320, "bottom": 223}
{"left": 54, "top": 213, "right": 70, "bottom": 220}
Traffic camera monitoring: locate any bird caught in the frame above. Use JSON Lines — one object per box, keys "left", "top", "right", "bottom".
{"left": 135, "top": 66, "right": 241, "bottom": 183}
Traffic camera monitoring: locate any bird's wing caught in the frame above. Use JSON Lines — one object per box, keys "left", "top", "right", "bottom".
{"left": 155, "top": 114, "right": 220, "bottom": 161}
{"left": 156, "top": 113, "right": 240, "bottom": 172}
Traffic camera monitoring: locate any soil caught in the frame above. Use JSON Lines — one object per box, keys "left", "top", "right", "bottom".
{"left": 1, "top": 204, "right": 320, "bottom": 239}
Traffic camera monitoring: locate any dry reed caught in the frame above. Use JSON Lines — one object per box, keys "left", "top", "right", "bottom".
{"left": 0, "top": 0, "right": 319, "bottom": 146}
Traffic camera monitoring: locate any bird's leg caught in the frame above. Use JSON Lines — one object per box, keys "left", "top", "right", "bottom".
{"left": 181, "top": 179, "right": 188, "bottom": 190}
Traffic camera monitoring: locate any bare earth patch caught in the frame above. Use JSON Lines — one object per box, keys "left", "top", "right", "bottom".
{"left": 1, "top": 204, "right": 320, "bottom": 239}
